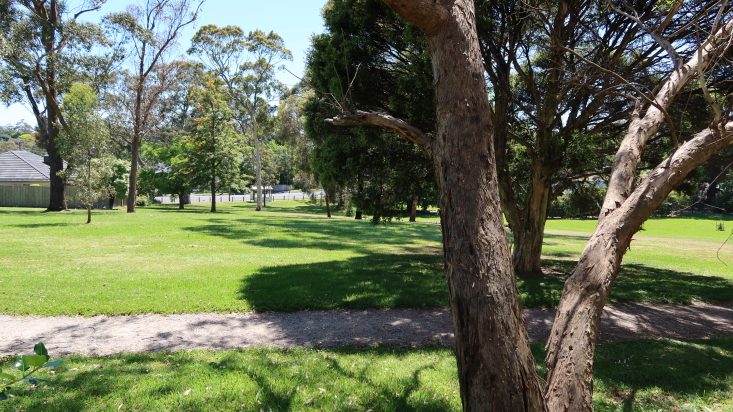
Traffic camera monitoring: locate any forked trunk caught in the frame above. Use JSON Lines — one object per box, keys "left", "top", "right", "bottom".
{"left": 544, "top": 122, "right": 733, "bottom": 411}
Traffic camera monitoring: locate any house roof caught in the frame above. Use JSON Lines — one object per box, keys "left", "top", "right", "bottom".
{"left": 0, "top": 150, "right": 52, "bottom": 182}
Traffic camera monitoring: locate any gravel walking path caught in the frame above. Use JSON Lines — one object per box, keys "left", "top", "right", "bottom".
{"left": 2, "top": 302, "right": 732, "bottom": 356}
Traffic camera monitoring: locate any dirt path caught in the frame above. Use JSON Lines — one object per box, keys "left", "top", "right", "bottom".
{"left": 2, "top": 302, "right": 732, "bottom": 356}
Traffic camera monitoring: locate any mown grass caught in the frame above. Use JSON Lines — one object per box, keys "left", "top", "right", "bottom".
{"left": 2, "top": 338, "right": 732, "bottom": 411}
{"left": 0, "top": 200, "right": 731, "bottom": 315}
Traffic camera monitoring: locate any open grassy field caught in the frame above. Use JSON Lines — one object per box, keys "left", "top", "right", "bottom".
{"left": 0, "top": 200, "right": 731, "bottom": 315}
{"left": 2, "top": 338, "right": 732, "bottom": 411}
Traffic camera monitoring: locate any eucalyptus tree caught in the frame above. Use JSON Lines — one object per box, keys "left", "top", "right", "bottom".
{"left": 104, "top": 0, "right": 203, "bottom": 213}
{"left": 189, "top": 25, "right": 291, "bottom": 211}
{"left": 0, "top": 0, "right": 109, "bottom": 211}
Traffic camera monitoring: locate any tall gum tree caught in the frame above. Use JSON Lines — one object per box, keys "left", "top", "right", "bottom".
{"left": 0, "top": 0, "right": 109, "bottom": 211}
{"left": 189, "top": 26, "right": 291, "bottom": 211}
{"left": 105, "top": 0, "right": 202, "bottom": 213}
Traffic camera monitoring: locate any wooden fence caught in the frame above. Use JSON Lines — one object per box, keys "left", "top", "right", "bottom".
{"left": 0, "top": 184, "right": 126, "bottom": 209}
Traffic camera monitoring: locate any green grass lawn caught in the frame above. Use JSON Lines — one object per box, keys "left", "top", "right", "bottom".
{"left": 0, "top": 201, "right": 731, "bottom": 315}
{"left": 2, "top": 338, "right": 732, "bottom": 411}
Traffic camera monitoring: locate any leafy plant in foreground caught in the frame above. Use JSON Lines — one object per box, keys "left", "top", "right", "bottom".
{"left": 0, "top": 342, "right": 62, "bottom": 401}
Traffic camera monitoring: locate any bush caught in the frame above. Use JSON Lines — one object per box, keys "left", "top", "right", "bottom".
{"left": 656, "top": 191, "right": 692, "bottom": 216}
{"left": 549, "top": 186, "right": 605, "bottom": 218}
{"left": 135, "top": 195, "right": 149, "bottom": 207}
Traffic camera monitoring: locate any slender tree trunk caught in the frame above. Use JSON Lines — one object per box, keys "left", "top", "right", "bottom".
{"left": 127, "top": 74, "right": 145, "bottom": 213}
{"left": 512, "top": 169, "right": 551, "bottom": 275}
{"left": 325, "top": 192, "right": 331, "bottom": 218}
{"left": 210, "top": 179, "right": 216, "bottom": 213}
{"left": 254, "top": 116, "right": 263, "bottom": 211}
{"left": 388, "top": 1, "right": 545, "bottom": 409}
{"left": 86, "top": 206, "right": 91, "bottom": 224}
{"left": 409, "top": 197, "right": 418, "bottom": 222}
{"left": 178, "top": 190, "right": 185, "bottom": 210}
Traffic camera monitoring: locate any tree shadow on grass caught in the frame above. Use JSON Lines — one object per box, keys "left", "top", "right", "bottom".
{"left": 6, "top": 222, "right": 76, "bottom": 228}
{"left": 2, "top": 347, "right": 458, "bottom": 411}
{"left": 184, "top": 216, "right": 442, "bottom": 255}
{"left": 530, "top": 338, "right": 733, "bottom": 410}
{"left": 144, "top": 205, "right": 233, "bottom": 214}
{"left": 591, "top": 338, "right": 733, "bottom": 410}
{"left": 239, "top": 253, "right": 448, "bottom": 311}
{"left": 521, "top": 259, "right": 733, "bottom": 308}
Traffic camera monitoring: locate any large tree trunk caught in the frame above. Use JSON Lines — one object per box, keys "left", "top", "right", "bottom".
{"left": 43, "top": 2, "right": 65, "bottom": 212}
{"left": 390, "top": 1, "right": 544, "bottom": 409}
{"left": 330, "top": 1, "right": 545, "bottom": 408}
{"left": 178, "top": 190, "right": 185, "bottom": 210}
{"left": 45, "top": 140, "right": 66, "bottom": 211}
{"left": 325, "top": 192, "right": 331, "bottom": 218}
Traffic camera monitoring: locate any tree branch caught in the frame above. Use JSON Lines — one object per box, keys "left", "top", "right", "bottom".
{"left": 326, "top": 110, "right": 433, "bottom": 156}
{"left": 599, "top": 17, "right": 733, "bottom": 221}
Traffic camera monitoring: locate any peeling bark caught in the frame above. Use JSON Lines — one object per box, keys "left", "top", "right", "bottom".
{"left": 545, "top": 119, "right": 733, "bottom": 410}
{"left": 334, "top": 0, "right": 546, "bottom": 409}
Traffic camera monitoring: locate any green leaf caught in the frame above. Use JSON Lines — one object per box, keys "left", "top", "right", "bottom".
{"left": 43, "top": 360, "right": 63, "bottom": 368}
{"left": 33, "top": 342, "right": 49, "bottom": 360}
{"left": 14, "top": 357, "right": 28, "bottom": 372}
{"left": 22, "top": 355, "right": 47, "bottom": 368}
{"left": 0, "top": 373, "right": 14, "bottom": 382}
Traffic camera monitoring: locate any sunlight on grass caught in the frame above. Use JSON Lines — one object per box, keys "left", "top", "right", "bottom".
{"left": 2, "top": 339, "right": 731, "bottom": 411}
{"left": 0, "top": 201, "right": 731, "bottom": 315}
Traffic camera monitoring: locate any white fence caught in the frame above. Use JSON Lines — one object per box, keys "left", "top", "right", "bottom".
{"left": 155, "top": 191, "right": 324, "bottom": 204}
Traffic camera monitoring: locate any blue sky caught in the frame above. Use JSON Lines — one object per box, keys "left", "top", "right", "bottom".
{"left": 0, "top": 0, "right": 327, "bottom": 126}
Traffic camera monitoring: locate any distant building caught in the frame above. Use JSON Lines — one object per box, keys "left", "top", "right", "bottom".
{"left": 0, "top": 150, "right": 68, "bottom": 207}
{"left": 0, "top": 150, "right": 57, "bottom": 186}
